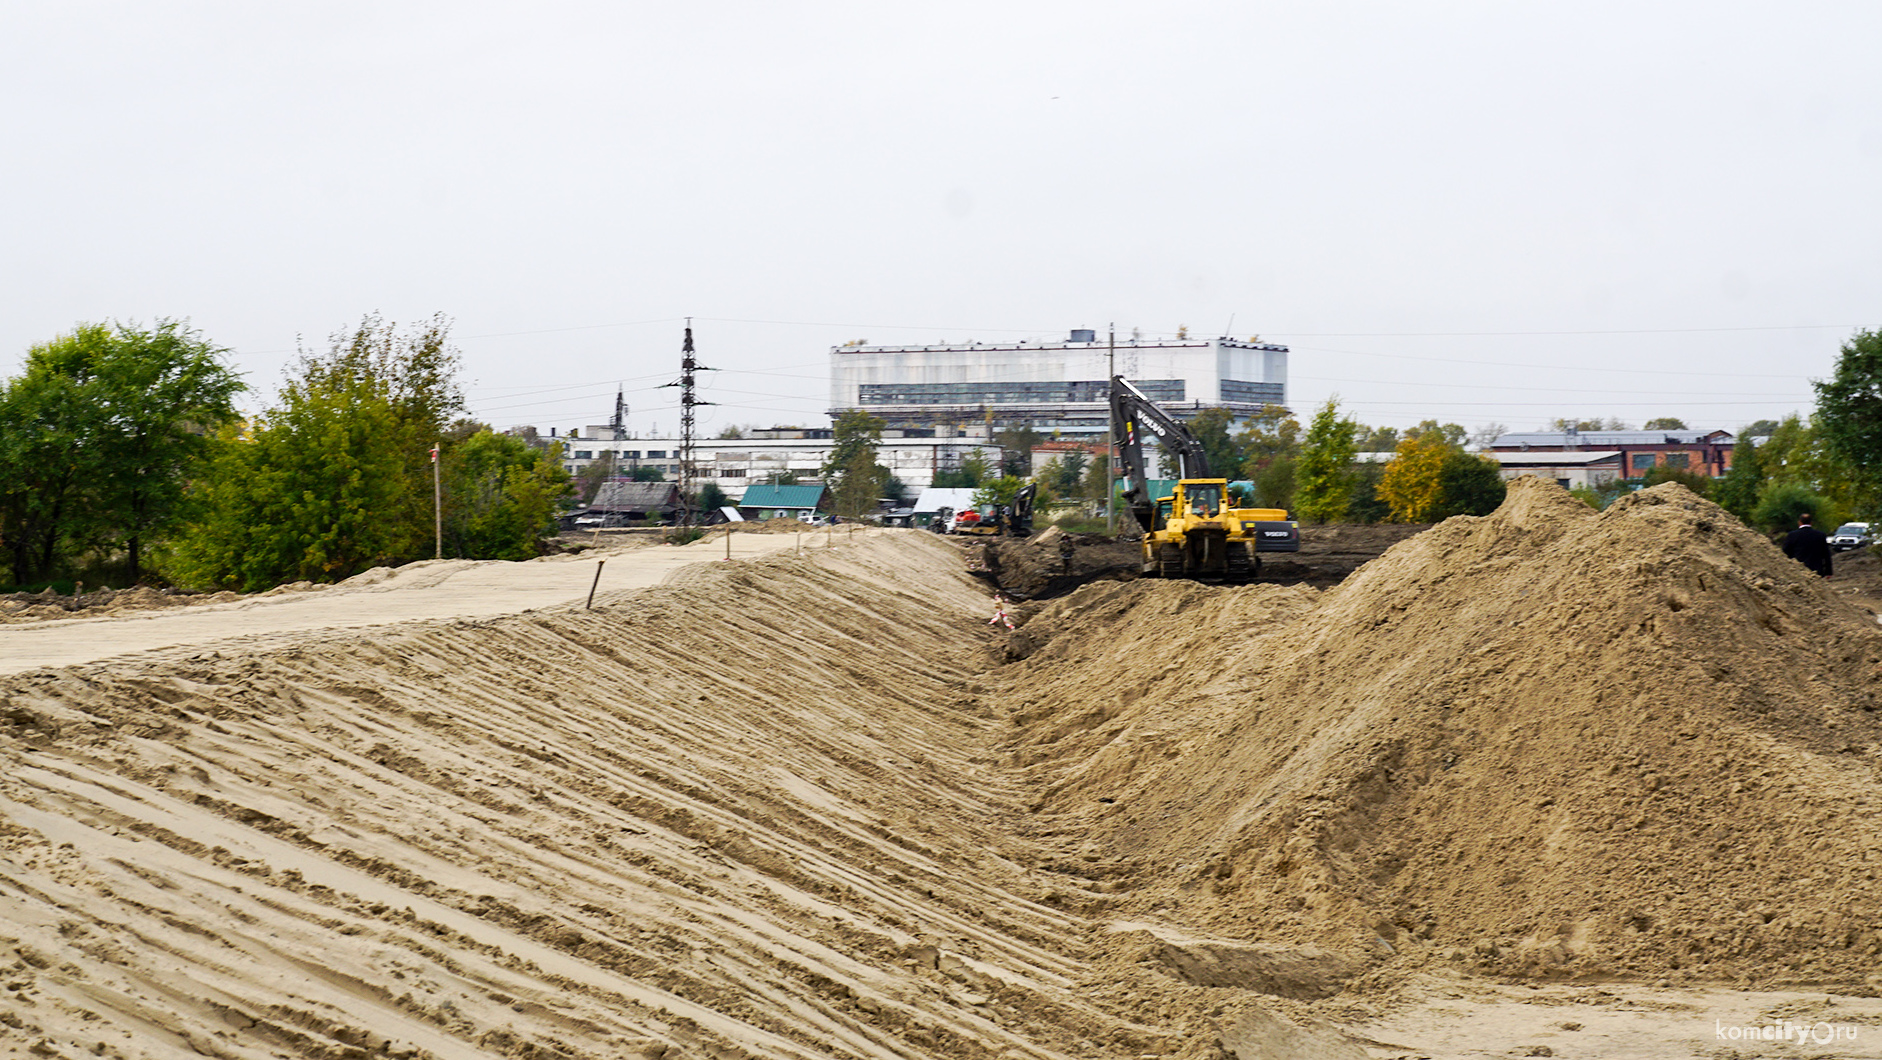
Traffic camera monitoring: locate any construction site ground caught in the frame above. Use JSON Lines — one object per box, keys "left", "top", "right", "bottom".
{"left": 3, "top": 484, "right": 1882, "bottom": 1060}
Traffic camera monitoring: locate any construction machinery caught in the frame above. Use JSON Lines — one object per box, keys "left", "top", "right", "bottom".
{"left": 950, "top": 483, "right": 1037, "bottom": 537}
{"left": 1110, "top": 376, "right": 1299, "bottom": 580}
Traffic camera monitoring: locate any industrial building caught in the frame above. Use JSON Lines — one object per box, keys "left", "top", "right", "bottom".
{"left": 828, "top": 330, "right": 1289, "bottom": 439}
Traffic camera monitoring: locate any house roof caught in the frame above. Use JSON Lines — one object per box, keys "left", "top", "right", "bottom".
{"left": 1490, "top": 451, "right": 1623, "bottom": 466}
{"left": 1492, "top": 430, "right": 1733, "bottom": 449}
{"left": 589, "top": 481, "right": 681, "bottom": 511}
{"left": 737, "top": 484, "right": 828, "bottom": 509}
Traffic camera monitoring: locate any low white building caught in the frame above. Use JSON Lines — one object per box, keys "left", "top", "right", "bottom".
{"left": 1488, "top": 451, "right": 1625, "bottom": 490}
{"left": 548, "top": 426, "right": 1005, "bottom": 495}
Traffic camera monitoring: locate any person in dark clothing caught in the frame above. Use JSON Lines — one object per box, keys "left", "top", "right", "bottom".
{"left": 1783, "top": 513, "right": 1833, "bottom": 577}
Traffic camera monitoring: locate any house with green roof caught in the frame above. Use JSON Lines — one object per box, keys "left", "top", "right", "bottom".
{"left": 736, "top": 483, "right": 830, "bottom": 521}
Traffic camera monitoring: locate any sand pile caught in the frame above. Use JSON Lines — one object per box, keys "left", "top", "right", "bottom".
{"left": 0, "top": 585, "right": 245, "bottom": 623}
{"left": 1002, "top": 478, "right": 1882, "bottom": 989}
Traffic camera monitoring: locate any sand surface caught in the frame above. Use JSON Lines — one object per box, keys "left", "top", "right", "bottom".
{"left": 0, "top": 530, "right": 829, "bottom": 675}
{"left": 3, "top": 492, "right": 1881, "bottom": 1059}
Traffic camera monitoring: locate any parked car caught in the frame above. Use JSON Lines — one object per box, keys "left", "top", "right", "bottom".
{"left": 1829, "top": 522, "right": 1873, "bottom": 552}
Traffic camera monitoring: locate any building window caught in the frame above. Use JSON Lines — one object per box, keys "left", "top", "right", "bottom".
{"left": 647, "top": 450, "right": 667, "bottom": 458}
{"left": 623, "top": 450, "right": 640, "bottom": 459}
{"left": 723, "top": 468, "right": 746, "bottom": 477}
{"left": 1664, "top": 452, "right": 1689, "bottom": 469}
{"left": 573, "top": 450, "right": 593, "bottom": 460}
{"left": 1631, "top": 453, "right": 1656, "bottom": 473}
{"left": 1220, "top": 379, "right": 1286, "bottom": 405}
{"left": 857, "top": 379, "right": 1185, "bottom": 405}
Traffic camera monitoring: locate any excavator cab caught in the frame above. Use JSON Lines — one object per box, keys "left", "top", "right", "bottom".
{"left": 1185, "top": 482, "right": 1223, "bottom": 518}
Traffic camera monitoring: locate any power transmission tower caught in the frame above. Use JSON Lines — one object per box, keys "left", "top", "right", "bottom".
{"left": 661, "top": 320, "right": 715, "bottom": 525}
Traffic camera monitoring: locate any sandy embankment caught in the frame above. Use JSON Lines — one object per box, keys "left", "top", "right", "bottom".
{"left": 0, "top": 529, "right": 859, "bottom": 675}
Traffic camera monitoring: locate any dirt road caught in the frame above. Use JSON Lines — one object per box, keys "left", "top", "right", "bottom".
{"left": 0, "top": 529, "right": 825, "bottom": 675}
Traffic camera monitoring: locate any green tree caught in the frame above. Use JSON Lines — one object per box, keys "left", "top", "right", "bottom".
{"left": 1644, "top": 417, "right": 1689, "bottom": 430}
{"left": 1378, "top": 433, "right": 1454, "bottom": 522}
{"left": 629, "top": 464, "right": 665, "bottom": 482}
{"left": 169, "top": 314, "right": 466, "bottom": 590}
{"left": 1295, "top": 398, "right": 1359, "bottom": 524}
{"left": 1713, "top": 433, "right": 1765, "bottom": 524}
{"left": 1346, "top": 461, "right": 1391, "bottom": 523}
{"left": 696, "top": 481, "right": 730, "bottom": 513}
{"left": 1751, "top": 481, "right": 1834, "bottom": 535}
{"left": 934, "top": 448, "right": 991, "bottom": 489}
{"left": 0, "top": 320, "right": 243, "bottom": 586}
{"left": 994, "top": 426, "right": 1042, "bottom": 477}
{"left": 443, "top": 430, "right": 571, "bottom": 560}
{"left": 1056, "top": 450, "right": 1089, "bottom": 494}
{"left": 972, "top": 475, "right": 1026, "bottom": 509}
{"left": 1233, "top": 405, "right": 1299, "bottom": 479}
{"left": 574, "top": 452, "right": 616, "bottom": 504}
{"left": 1639, "top": 464, "right": 1712, "bottom": 497}
{"left": 823, "top": 410, "right": 887, "bottom": 521}
{"left": 1082, "top": 451, "right": 1113, "bottom": 509}
{"left": 1469, "top": 421, "right": 1511, "bottom": 450}
{"left": 1251, "top": 455, "right": 1297, "bottom": 513}
{"left": 1757, "top": 413, "right": 1858, "bottom": 506}
{"left": 1813, "top": 328, "right": 1882, "bottom": 518}
{"left": 1548, "top": 416, "right": 1629, "bottom": 432}
{"left": 1435, "top": 449, "right": 1507, "bottom": 517}
{"left": 1355, "top": 424, "right": 1400, "bottom": 452}
{"left": 1405, "top": 419, "right": 1468, "bottom": 447}
{"left": 1184, "top": 408, "right": 1242, "bottom": 479}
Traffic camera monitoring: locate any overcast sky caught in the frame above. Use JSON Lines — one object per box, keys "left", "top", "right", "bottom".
{"left": 5, "top": 2, "right": 1877, "bottom": 438}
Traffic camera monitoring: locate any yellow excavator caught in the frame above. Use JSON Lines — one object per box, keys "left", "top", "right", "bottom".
{"left": 1111, "top": 376, "right": 1299, "bottom": 580}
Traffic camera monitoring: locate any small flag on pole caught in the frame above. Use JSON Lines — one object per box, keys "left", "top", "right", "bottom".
{"left": 429, "top": 446, "right": 439, "bottom": 463}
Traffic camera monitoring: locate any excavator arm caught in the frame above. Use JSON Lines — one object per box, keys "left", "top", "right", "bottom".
{"left": 1110, "top": 376, "right": 1212, "bottom": 533}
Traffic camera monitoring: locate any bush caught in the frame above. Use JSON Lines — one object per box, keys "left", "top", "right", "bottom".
{"left": 1639, "top": 465, "right": 1713, "bottom": 497}
{"left": 1751, "top": 481, "right": 1835, "bottom": 535}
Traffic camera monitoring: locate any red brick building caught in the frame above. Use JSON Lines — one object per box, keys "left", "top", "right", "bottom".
{"left": 1488, "top": 429, "right": 1735, "bottom": 479}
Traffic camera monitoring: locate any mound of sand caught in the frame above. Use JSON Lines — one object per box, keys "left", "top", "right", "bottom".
{"left": 0, "top": 585, "right": 246, "bottom": 624}
{"left": 1003, "top": 478, "right": 1882, "bottom": 988}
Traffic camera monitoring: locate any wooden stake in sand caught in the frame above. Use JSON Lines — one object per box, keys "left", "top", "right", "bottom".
{"left": 586, "top": 560, "right": 605, "bottom": 609}
{"left": 725, "top": 531, "right": 731, "bottom": 561}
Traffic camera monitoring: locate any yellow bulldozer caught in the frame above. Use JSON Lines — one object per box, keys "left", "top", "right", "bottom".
{"left": 1111, "top": 377, "right": 1299, "bottom": 580}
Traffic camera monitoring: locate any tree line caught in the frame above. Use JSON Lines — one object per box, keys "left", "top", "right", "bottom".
{"left": 0, "top": 316, "right": 571, "bottom": 593}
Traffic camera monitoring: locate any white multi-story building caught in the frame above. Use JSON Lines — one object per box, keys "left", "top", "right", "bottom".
{"left": 549, "top": 426, "right": 1004, "bottom": 495}
{"left": 829, "top": 329, "right": 1289, "bottom": 438}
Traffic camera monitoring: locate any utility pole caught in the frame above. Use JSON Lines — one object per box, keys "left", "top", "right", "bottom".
{"left": 431, "top": 442, "right": 442, "bottom": 559}
{"left": 662, "top": 319, "right": 715, "bottom": 526}
{"left": 1106, "top": 323, "right": 1116, "bottom": 535}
